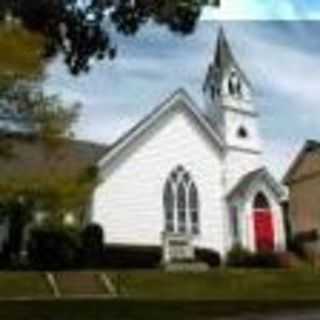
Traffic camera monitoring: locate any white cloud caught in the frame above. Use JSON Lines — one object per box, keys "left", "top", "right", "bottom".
{"left": 233, "top": 30, "right": 320, "bottom": 113}
{"left": 202, "top": 0, "right": 308, "bottom": 21}
{"left": 264, "top": 138, "right": 302, "bottom": 180}
{"left": 45, "top": 22, "right": 320, "bottom": 179}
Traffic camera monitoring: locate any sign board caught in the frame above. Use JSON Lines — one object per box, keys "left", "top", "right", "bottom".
{"left": 162, "top": 232, "right": 194, "bottom": 264}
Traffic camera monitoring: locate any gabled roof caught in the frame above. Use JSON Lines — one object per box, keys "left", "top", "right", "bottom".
{"left": 214, "top": 27, "right": 252, "bottom": 88}
{"left": 283, "top": 140, "right": 320, "bottom": 185}
{"left": 0, "top": 133, "right": 109, "bottom": 182}
{"left": 98, "top": 88, "right": 224, "bottom": 169}
{"left": 227, "top": 167, "right": 285, "bottom": 201}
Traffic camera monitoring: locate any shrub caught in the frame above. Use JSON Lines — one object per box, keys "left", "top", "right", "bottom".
{"left": 195, "top": 248, "right": 221, "bottom": 267}
{"left": 226, "top": 244, "right": 280, "bottom": 268}
{"left": 226, "top": 244, "right": 252, "bottom": 267}
{"left": 80, "top": 223, "right": 104, "bottom": 268}
{"left": 248, "top": 251, "right": 280, "bottom": 268}
{"left": 102, "top": 245, "right": 161, "bottom": 269}
{"left": 0, "top": 241, "right": 11, "bottom": 270}
{"left": 27, "top": 227, "right": 80, "bottom": 270}
{"left": 290, "top": 229, "right": 319, "bottom": 259}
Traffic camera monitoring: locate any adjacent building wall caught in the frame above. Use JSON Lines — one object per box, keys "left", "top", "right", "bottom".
{"left": 289, "top": 175, "right": 320, "bottom": 234}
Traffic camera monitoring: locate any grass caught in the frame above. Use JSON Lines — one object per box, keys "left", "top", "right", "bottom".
{"left": 107, "top": 268, "right": 320, "bottom": 300}
{"left": 0, "top": 269, "right": 319, "bottom": 319}
{"left": 0, "top": 269, "right": 320, "bottom": 300}
{"left": 0, "top": 272, "right": 51, "bottom": 298}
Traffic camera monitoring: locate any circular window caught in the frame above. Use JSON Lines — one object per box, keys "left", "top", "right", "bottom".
{"left": 237, "top": 126, "right": 248, "bottom": 139}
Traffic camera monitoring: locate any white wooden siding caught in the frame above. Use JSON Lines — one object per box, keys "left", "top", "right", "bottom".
{"left": 225, "top": 149, "right": 262, "bottom": 192}
{"left": 92, "top": 106, "right": 228, "bottom": 255}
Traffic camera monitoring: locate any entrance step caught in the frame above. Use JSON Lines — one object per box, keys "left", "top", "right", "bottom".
{"left": 54, "top": 272, "right": 110, "bottom": 297}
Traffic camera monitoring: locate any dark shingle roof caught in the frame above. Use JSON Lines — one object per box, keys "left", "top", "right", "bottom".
{"left": 0, "top": 133, "right": 109, "bottom": 181}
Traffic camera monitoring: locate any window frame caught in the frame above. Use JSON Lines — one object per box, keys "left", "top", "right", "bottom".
{"left": 163, "top": 166, "right": 200, "bottom": 236}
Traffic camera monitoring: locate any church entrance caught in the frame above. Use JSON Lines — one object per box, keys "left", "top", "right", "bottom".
{"left": 253, "top": 192, "right": 274, "bottom": 252}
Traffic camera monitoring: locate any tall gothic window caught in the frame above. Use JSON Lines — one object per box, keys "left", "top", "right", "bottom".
{"left": 163, "top": 166, "right": 200, "bottom": 235}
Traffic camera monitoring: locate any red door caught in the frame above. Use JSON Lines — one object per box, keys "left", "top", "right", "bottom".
{"left": 254, "top": 210, "right": 274, "bottom": 252}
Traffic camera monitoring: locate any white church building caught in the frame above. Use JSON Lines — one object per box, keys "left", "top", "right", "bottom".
{"left": 91, "top": 28, "right": 287, "bottom": 257}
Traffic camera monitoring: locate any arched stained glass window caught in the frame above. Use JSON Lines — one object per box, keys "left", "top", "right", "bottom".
{"left": 163, "top": 180, "right": 174, "bottom": 232}
{"left": 163, "top": 166, "right": 200, "bottom": 235}
{"left": 189, "top": 182, "right": 199, "bottom": 234}
{"left": 177, "top": 183, "right": 186, "bottom": 233}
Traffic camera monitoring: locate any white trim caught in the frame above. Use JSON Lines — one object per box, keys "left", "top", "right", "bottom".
{"left": 228, "top": 167, "right": 285, "bottom": 201}
{"left": 227, "top": 145, "right": 262, "bottom": 155}
{"left": 98, "top": 88, "right": 224, "bottom": 171}
{"left": 222, "top": 105, "right": 259, "bottom": 117}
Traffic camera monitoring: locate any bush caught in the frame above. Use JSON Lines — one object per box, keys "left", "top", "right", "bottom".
{"left": 27, "top": 227, "right": 80, "bottom": 270}
{"left": 226, "top": 244, "right": 252, "bottom": 267}
{"left": 0, "top": 241, "right": 12, "bottom": 270}
{"left": 102, "top": 245, "right": 161, "bottom": 269}
{"left": 195, "top": 248, "right": 221, "bottom": 267}
{"left": 80, "top": 223, "right": 104, "bottom": 268}
{"left": 290, "top": 230, "right": 319, "bottom": 259}
{"left": 248, "top": 251, "right": 280, "bottom": 268}
{"left": 226, "top": 245, "right": 280, "bottom": 268}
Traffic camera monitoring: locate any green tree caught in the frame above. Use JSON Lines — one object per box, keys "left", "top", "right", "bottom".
{"left": 0, "top": 23, "right": 45, "bottom": 78}
{"left": 0, "top": 0, "right": 220, "bottom": 75}
{"left": 0, "top": 82, "right": 86, "bottom": 260}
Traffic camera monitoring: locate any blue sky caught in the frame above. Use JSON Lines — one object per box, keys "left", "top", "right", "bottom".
{"left": 203, "top": 0, "right": 320, "bottom": 20}
{"left": 45, "top": 20, "right": 320, "bottom": 179}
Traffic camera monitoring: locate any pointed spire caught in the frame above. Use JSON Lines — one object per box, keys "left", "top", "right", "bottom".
{"left": 213, "top": 26, "right": 251, "bottom": 87}
{"left": 214, "top": 26, "right": 235, "bottom": 70}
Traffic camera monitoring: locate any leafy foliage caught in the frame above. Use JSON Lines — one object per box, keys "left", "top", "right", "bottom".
{"left": 226, "top": 244, "right": 252, "bottom": 267}
{"left": 0, "top": 77, "right": 80, "bottom": 139}
{"left": 0, "top": 23, "right": 45, "bottom": 78}
{"left": 194, "top": 247, "right": 221, "bottom": 267}
{"left": 0, "top": 168, "right": 98, "bottom": 228}
{"left": 0, "top": 77, "right": 95, "bottom": 229}
{"left": 0, "top": 0, "right": 219, "bottom": 75}
{"left": 27, "top": 227, "right": 80, "bottom": 270}
{"left": 290, "top": 229, "right": 319, "bottom": 259}
{"left": 80, "top": 223, "right": 104, "bottom": 267}
{"left": 226, "top": 244, "right": 281, "bottom": 269}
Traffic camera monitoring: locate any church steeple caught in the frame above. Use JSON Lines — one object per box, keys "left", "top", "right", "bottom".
{"left": 203, "top": 27, "right": 262, "bottom": 191}
{"left": 214, "top": 27, "right": 236, "bottom": 73}
{"left": 203, "top": 27, "right": 253, "bottom": 116}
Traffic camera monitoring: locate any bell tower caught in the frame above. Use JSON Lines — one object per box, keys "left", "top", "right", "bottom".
{"left": 203, "top": 28, "right": 263, "bottom": 191}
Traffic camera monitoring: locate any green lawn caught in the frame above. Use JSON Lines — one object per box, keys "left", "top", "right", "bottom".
{"left": 107, "top": 268, "right": 320, "bottom": 300}
{"left": 0, "top": 269, "right": 320, "bottom": 301}
{"left": 0, "top": 272, "right": 51, "bottom": 298}
{"left": 0, "top": 270, "right": 320, "bottom": 319}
